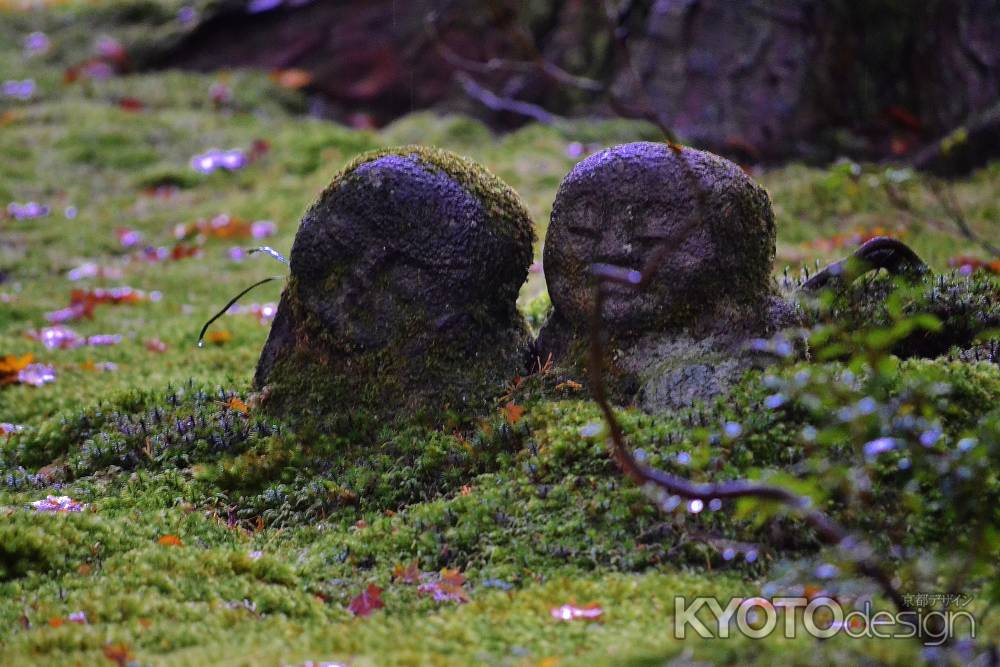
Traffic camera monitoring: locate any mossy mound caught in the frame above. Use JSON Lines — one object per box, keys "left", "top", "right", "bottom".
{"left": 798, "top": 271, "right": 1000, "bottom": 361}
{"left": 255, "top": 146, "right": 536, "bottom": 429}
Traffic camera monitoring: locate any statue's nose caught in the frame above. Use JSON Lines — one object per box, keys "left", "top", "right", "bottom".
{"left": 594, "top": 224, "right": 634, "bottom": 265}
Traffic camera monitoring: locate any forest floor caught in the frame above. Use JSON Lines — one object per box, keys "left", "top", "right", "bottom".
{"left": 2, "top": 2, "right": 1000, "bottom": 666}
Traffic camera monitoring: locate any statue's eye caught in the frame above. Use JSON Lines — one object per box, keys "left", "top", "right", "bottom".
{"left": 636, "top": 231, "right": 672, "bottom": 243}
{"left": 567, "top": 225, "right": 599, "bottom": 239}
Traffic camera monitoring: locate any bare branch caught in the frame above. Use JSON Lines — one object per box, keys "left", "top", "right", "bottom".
{"left": 426, "top": 13, "right": 603, "bottom": 92}
{"left": 453, "top": 71, "right": 559, "bottom": 125}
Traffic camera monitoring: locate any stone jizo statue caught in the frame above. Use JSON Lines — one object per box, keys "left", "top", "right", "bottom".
{"left": 254, "top": 146, "right": 535, "bottom": 426}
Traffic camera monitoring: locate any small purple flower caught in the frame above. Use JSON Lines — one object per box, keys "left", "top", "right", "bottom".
{"left": 46, "top": 304, "right": 87, "bottom": 323}
{"left": 30, "top": 495, "right": 84, "bottom": 512}
{"left": 86, "top": 334, "right": 122, "bottom": 347}
{"left": 190, "top": 148, "right": 248, "bottom": 174}
{"left": 219, "top": 149, "right": 247, "bottom": 170}
{"left": 250, "top": 220, "right": 277, "bottom": 239}
{"left": 7, "top": 201, "right": 50, "bottom": 220}
{"left": 565, "top": 141, "right": 585, "bottom": 158}
{"left": 24, "top": 32, "right": 50, "bottom": 56}
{"left": 856, "top": 396, "right": 878, "bottom": 415}
{"left": 191, "top": 150, "right": 220, "bottom": 174}
{"left": 863, "top": 437, "right": 899, "bottom": 459}
{"left": 117, "top": 228, "right": 143, "bottom": 248}
{"left": 2, "top": 79, "right": 35, "bottom": 100}
{"left": 764, "top": 393, "right": 786, "bottom": 409}
{"left": 957, "top": 437, "right": 977, "bottom": 453}
{"left": 1, "top": 423, "right": 26, "bottom": 436}
{"left": 723, "top": 421, "right": 743, "bottom": 439}
{"left": 18, "top": 363, "right": 56, "bottom": 386}
{"left": 30, "top": 325, "right": 84, "bottom": 350}
{"left": 814, "top": 563, "right": 839, "bottom": 579}
{"left": 227, "top": 246, "right": 246, "bottom": 262}
{"left": 64, "top": 206, "right": 77, "bottom": 219}
{"left": 660, "top": 495, "right": 681, "bottom": 511}
{"left": 68, "top": 611, "right": 87, "bottom": 624}
{"left": 248, "top": 550, "right": 264, "bottom": 561}
{"left": 919, "top": 428, "right": 942, "bottom": 448}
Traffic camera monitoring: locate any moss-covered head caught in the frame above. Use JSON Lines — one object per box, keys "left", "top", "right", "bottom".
{"left": 543, "top": 141, "right": 777, "bottom": 335}
{"left": 255, "top": 146, "right": 536, "bottom": 427}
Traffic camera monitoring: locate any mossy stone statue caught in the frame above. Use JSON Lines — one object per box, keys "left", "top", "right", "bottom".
{"left": 255, "top": 146, "right": 535, "bottom": 427}
{"left": 537, "top": 141, "right": 798, "bottom": 411}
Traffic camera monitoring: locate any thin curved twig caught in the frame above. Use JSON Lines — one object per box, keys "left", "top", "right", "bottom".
{"left": 197, "top": 276, "right": 282, "bottom": 347}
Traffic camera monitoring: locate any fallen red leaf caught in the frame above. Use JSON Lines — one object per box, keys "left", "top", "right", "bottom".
{"left": 118, "top": 97, "right": 144, "bottom": 112}
{"left": 102, "top": 643, "right": 133, "bottom": 666}
{"left": 348, "top": 584, "right": 384, "bottom": 617}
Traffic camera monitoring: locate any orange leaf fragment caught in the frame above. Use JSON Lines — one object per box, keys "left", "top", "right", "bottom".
{"left": 204, "top": 330, "right": 232, "bottom": 345}
{"left": 0, "top": 353, "right": 33, "bottom": 384}
{"left": 157, "top": 534, "right": 183, "bottom": 547}
{"left": 270, "top": 68, "right": 313, "bottom": 89}
{"left": 555, "top": 380, "right": 583, "bottom": 392}
{"left": 502, "top": 402, "right": 525, "bottom": 425}
{"left": 226, "top": 397, "right": 249, "bottom": 414}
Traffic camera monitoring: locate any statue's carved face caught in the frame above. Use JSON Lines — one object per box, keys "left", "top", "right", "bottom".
{"left": 289, "top": 155, "right": 526, "bottom": 348}
{"left": 548, "top": 195, "right": 721, "bottom": 329}
{"left": 543, "top": 143, "right": 775, "bottom": 333}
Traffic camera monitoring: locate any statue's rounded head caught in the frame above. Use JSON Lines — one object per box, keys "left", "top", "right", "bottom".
{"left": 289, "top": 146, "right": 535, "bottom": 347}
{"left": 543, "top": 142, "right": 776, "bottom": 333}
